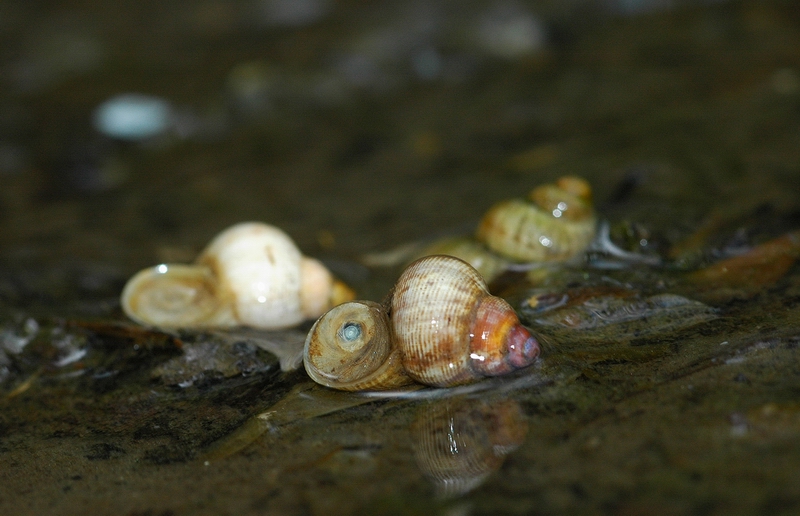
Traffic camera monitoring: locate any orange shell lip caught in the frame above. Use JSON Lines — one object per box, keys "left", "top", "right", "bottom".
{"left": 469, "top": 296, "right": 540, "bottom": 376}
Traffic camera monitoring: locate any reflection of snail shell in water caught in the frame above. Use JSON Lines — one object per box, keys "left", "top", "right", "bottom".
{"left": 303, "top": 255, "right": 540, "bottom": 390}
{"left": 412, "top": 398, "right": 527, "bottom": 498}
{"left": 121, "top": 222, "right": 355, "bottom": 330}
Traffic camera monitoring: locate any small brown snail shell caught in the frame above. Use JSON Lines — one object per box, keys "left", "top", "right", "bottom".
{"left": 476, "top": 175, "right": 597, "bottom": 262}
{"left": 301, "top": 300, "right": 411, "bottom": 391}
{"left": 121, "top": 222, "right": 355, "bottom": 330}
{"left": 304, "top": 255, "right": 540, "bottom": 390}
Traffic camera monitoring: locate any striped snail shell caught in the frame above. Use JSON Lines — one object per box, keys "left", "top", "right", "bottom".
{"left": 121, "top": 222, "right": 355, "bottom": 330}
{"left": 415, "top": 236, "right": 511, "bottom": 286}
{"left": 303, "top": 255, "right": 540, "bottom": 390}
{"left": 475, "top": 176, "right": 597, "bottom": 262}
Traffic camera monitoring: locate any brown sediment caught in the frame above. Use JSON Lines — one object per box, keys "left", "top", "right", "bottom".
{"left": 687, "top": 231, "right": 800, "bottom": 301}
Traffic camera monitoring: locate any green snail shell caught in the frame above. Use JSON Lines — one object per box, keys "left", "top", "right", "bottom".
{"left": 475, "top": 176, "right": 597, "bottom": 262}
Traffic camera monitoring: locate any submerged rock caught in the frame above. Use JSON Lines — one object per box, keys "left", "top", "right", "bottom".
{"left": 151, "top": 338, "right": 278, "bottom": 387}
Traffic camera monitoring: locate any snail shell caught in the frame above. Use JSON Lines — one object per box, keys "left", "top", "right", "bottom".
{"left": 303, "top": 301, "right": 413, "bottom": 391}
{"left": 304, "top": 255, "right": 540, "bottom": 390}
{"left": 415, "top": 236, "right": 511, "bottom": 286}
{"left": 121, "top": 263, "right": 235, "bottom": 329}
{"left": 475, "top": 176, "right": 597, "bottom": 262}
{"left": 409, "top": 176, "right": 597, "bottom": 282}
{"left": 121, "top": 222, "right": 355, "bottom": 330}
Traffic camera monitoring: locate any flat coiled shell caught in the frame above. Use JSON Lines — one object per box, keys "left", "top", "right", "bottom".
{"left": 121, "top": 264, "right": 236, "bottom": 328}
{"left": 304, "top": 301, "right": 413, "bottom": 391}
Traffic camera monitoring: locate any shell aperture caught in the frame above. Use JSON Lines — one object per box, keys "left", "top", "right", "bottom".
{"left": 304, "top": 300, "right": 413, "bottom": 391}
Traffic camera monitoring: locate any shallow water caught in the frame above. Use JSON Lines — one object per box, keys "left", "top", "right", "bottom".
{"left": 2, "top": 1, "right": 800, "bottom": 514}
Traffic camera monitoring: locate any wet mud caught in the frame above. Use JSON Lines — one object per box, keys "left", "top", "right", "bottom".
{"left": 2, "top": 1, "right": 800, "bottom": 515}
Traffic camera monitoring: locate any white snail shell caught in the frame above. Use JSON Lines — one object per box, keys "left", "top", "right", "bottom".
{"left": 121, "top": 222, "right": 355, "bottom": 330}
{"left": 304, "top": 255, "right": 540, "bottom": 390}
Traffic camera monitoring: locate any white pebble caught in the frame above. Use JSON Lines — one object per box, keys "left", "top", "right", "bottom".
{"left": 93, "top": 93, "right": 173, "bottom": 141}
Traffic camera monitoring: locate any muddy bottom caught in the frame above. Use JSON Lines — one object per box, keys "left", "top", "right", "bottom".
{"left": 2, "top": 1, "right": 800, "bottom": 515}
